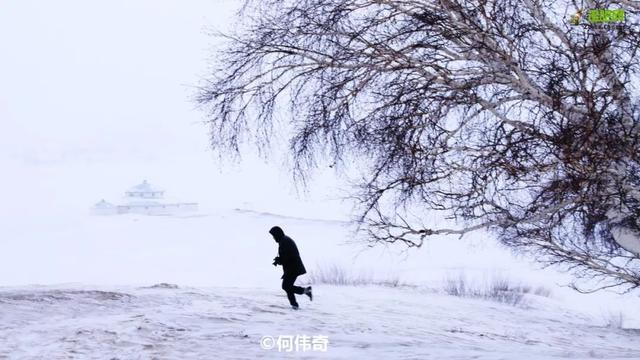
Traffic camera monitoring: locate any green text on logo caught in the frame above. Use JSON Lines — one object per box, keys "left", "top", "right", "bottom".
{"left": 587, "top": 9, "right": 625, "bottom": 23}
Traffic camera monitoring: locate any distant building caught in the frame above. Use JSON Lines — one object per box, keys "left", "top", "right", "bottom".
{"left": 91, "top": 180, "right": 198, "bottom": 216}
{"left": 125, "top": 180, "right": 164, "bottom": 199}
{"left": 90, "top": 199, "right": 117, "bottom": 216}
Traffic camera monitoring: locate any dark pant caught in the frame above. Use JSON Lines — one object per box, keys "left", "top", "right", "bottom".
{"left": 282, "top": 274, "right": 305, "bottom": 306}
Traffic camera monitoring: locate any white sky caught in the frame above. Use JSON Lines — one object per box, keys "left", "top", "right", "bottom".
{"left": 0, "top": 0, "right": 239, "bottom": 161}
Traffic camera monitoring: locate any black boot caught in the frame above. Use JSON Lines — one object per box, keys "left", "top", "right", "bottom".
{"left": 304, "top": 286, "right": 313, "bottom": 301}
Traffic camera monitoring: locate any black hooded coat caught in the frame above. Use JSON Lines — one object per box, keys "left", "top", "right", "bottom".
{"left": 270, "top": 226, "right": 307, "bottom": 279}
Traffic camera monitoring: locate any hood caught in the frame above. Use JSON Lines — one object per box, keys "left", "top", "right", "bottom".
{"left": 269, "top": 226, "right": 285, "bottom": 241}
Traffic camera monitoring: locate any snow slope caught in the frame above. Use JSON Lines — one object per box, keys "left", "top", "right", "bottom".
{"left": 1, "top": 284, "right": 639, "bottom": 359}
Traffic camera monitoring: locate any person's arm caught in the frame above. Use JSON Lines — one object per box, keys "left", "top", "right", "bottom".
{"left": 278, "top": 240, "right": 296, "bottom": 267}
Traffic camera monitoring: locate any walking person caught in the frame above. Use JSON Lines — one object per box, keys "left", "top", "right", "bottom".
{"left": 270, "top": 226, "right": 312, "bottom": 309}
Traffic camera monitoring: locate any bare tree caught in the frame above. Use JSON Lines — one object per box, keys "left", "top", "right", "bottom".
{"left": 197, "top": 0, "right": 640, "bottom": 292}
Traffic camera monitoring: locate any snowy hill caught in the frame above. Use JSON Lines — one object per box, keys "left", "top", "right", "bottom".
{"left": 2, "top": 284, "right": 639, "bottom": 359}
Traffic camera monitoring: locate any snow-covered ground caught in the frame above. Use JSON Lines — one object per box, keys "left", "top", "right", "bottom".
{"left": 2, "top": 157, "right": 640, "bottom": 358}
{"left": 2, "top": 284, "right": 639, "bottom": 359}
{"left": 1, "top": 204, "right": 640, "bottom": 359}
